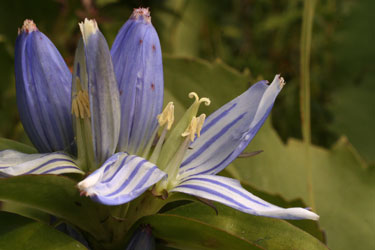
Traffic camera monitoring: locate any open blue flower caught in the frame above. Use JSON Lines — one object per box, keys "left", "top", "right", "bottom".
{"left": 2, "top": 8, "right": 318, "bottom": 221}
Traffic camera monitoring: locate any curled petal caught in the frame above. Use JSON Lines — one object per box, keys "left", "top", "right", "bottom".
{"left": 15, "top": 20, "right": 74, "bottom": 153}
{"left": 111, "top": 8, "right": 163, "bottom": 154}
{"left": 78, "top": 152, "right": 166, "bottom": 205}
{"left": 0, "top": 150, "right": 83, "bottom": 177}
{"left": 179, "top": 76, "right": 284, "bottom": 178}
{"left": 171, "top": 174, "right": 319, "bottom": 220}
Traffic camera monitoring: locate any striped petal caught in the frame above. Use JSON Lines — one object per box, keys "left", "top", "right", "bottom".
{"left": 79, "top": 19, "right": 121, "bottom": 165}
{"left": 171, "top": 175, "right": 319, "bottom": 220}
{"left": 78, "top": 152, "right": 166, "bottom": 205}
{"left": 0, "top": 150, "right": 83, "bottom": 177}
{"left": 15, "top": 20, "right": 74, "bottom": 153}
{"left": 111, "top": 8, "right": 163, "bottom": 155}
{"left": 179, "top": 75, "right": 284, "bottom": 178}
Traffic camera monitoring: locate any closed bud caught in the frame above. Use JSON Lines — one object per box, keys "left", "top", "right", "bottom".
{"left": 126, "top": 225, "right": 155, "bottom": 250}
{"left": 15, "top": 20, "right": 74, "bottom": 153}
{"left": 111, "top": 8, "right": 164, "bottom": 155}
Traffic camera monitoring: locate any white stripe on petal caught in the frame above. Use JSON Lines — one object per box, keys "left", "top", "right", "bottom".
{"left": 0, "top": 150, "right": 83, "bottom": 177}
{"left": 179, "top": 76, "right": 284, "bottom": 178}
{"left": 171, "top": 174, "right": 319, "bottom": 220}
{"left": 78, "top": 152, "right": 166, "bottom": 205}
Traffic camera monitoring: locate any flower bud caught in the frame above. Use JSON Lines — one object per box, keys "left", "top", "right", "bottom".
{"left": 111, "top": 8, "right": 164, "bottom": 155}
{"left": 15, "top": 20, "right": 74, "bottom": 153}
{"left": 126, "top": 224, "right": 155, "bottom": 250}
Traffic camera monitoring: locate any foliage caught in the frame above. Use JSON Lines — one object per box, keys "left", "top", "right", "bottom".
{"left": 0, "top": 0, "right": 373, "bottom": 249}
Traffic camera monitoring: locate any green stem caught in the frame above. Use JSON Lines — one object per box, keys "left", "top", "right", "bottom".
{"left": 300, "top": 0, "right": 317, "bottom": 211}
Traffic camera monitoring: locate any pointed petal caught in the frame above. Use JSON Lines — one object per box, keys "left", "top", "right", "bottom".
{"left": 79, "top": 19, "right": 121, "bottom": 165}
{"left": 0, "top": 150, "right": 83, "bottom": 177}
{"left": 15, "top": 20, "right": 74, "bottom": 153}
{"left": 111, "top": 8, "right": 163, "bottom": 154}
{"left": 78, "top": 152, "right": 166, "bottom": 205}
{"left": 179, "top": 76, "right": 284, "bottom": 177}
{"left": 171, "top": 175, "right": 319, "bottom": 220}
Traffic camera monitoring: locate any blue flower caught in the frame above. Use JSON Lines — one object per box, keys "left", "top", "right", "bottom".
{"left": 2, "top": 8, "right": 318, "bottom": 221}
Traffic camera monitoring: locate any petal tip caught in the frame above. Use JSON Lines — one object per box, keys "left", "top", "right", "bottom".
{"left": 131, "top": 7, "right": 152, "bottom": 23}
{"left": 18, "top": 19, "right": 38, "bottom": 35}
{"left": 79, "top": 18, "right": 98, "bottom": 43}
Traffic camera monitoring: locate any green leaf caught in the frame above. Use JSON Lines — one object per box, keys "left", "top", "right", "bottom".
{"left": 0, "top": 175, "right": 110, "bottom": 241}
{"left": 227, "top": 121, "right": 375, "bottom": 250}
{"left": 135, "top": 213, "right": 261, "bottom": 250}
{"left": 329, "top": 0, "right": 375, "bottom": 164}
{"left": 0, "top": 211, "right": 86, "bottom": 250}
{"left": 0, "top": 137, "right": 37, "bottom": 153}
{"left": 1, "top": 201, "right": 50, "bottom": 223}
{"left": 135, "top": 202, "right": 327, "bottom": 250}
{"left": 162, "top": 56, "right": 372, "bottom": 250}
{"left": 238, "top": 182, "right": 325, "bottom": 243}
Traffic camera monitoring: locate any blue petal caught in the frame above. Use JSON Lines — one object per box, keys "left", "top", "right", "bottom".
{"left": 0, "top": 150, "right": 83, "bottom": 177}
{"left": 78, "top": 152, "right": 166, "bottom": 205}
{"left": 179, "top": 76, "right": 284, "bottom": 178}
{"left": 111, "top": 9, "right": 163, "bottom": 155}
{"left": 15, "top": 21, "right": 74, "bottom": 153}
{"left": 79, "top": 20, "right": 121, "bottom": 165}
{"left": 171, "top": 174, "right": 319, "bottom": 220}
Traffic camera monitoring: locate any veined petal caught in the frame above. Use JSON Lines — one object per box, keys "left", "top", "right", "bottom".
{"left": 171, "top": 174, "right": 319, "bottom": 220}
{"left": 179, "top": 76, "right": 284, "bottom": 178}
{"left": 15, "top": 20, "right": 74, "bottom": 153}
{"left": 78, "top": 19, "right": 121, "bottom": 165}
{"left": 78, "top": 152, "right": 166, "bottom": 205}
{"left": 0, "top": 150, "right": 83, "bottom": 177}
{"left": 111, "top": 8, "right": 163, "bottom": 155}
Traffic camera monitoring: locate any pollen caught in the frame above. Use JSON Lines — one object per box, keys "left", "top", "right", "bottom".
{"left": 157, "top": 102, "right": 174, "bottom": 130}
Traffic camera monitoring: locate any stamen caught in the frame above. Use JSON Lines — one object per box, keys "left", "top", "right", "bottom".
{"left": 157, "top": 102, "right": 174, "bottom": 130}
{"left": 182, "top": 117, "right": 198, "bottom": 142}
{"left": 72, "top": 88, "right": 91, "bottom": 119}
{"left": 196, "top": 114, "right": 206, "bottom": 137}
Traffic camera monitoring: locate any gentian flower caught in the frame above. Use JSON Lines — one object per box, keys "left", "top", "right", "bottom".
{"left": 77, "top": 9, "right": 318, "bottom": 220}
{"left": 1, "top": 8, "right": 318, "bottom": 221}
{"left": 1, "top": 14, "right": 166, "bottom": 197}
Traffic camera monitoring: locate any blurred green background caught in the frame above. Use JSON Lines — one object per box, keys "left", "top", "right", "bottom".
{"left": 0, "top": 0, "right": 374, "bottom": 249}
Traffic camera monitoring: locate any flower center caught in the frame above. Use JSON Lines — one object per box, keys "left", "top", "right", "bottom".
{"left": 149, "top": 92, "right": 210, "bottom": 196}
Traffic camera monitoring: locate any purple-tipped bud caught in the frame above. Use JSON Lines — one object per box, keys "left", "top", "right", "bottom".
{"left": 111, "top": 8, "right": 164, "bottom": 155}
{"left": 126, "top": 225, "right": 155, "bottom": 250}
{"left": 15, "top": 20, "right": 74, "bottom": 153}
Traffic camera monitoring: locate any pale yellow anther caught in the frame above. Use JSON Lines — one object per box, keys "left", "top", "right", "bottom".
{"left": 188, "top": 92, "right": 211, "bottom": 106}
{"left": 182, "top": 117, "right": 198, "bottom": 142}
{"left": 196, "top": 114, "right": 206, "bottom": 138}
{"left": 71, "top": 87, "right": 91, "bottom": 119}
{"left": 157, "top": 102, "right": 174, "bottom": 130}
